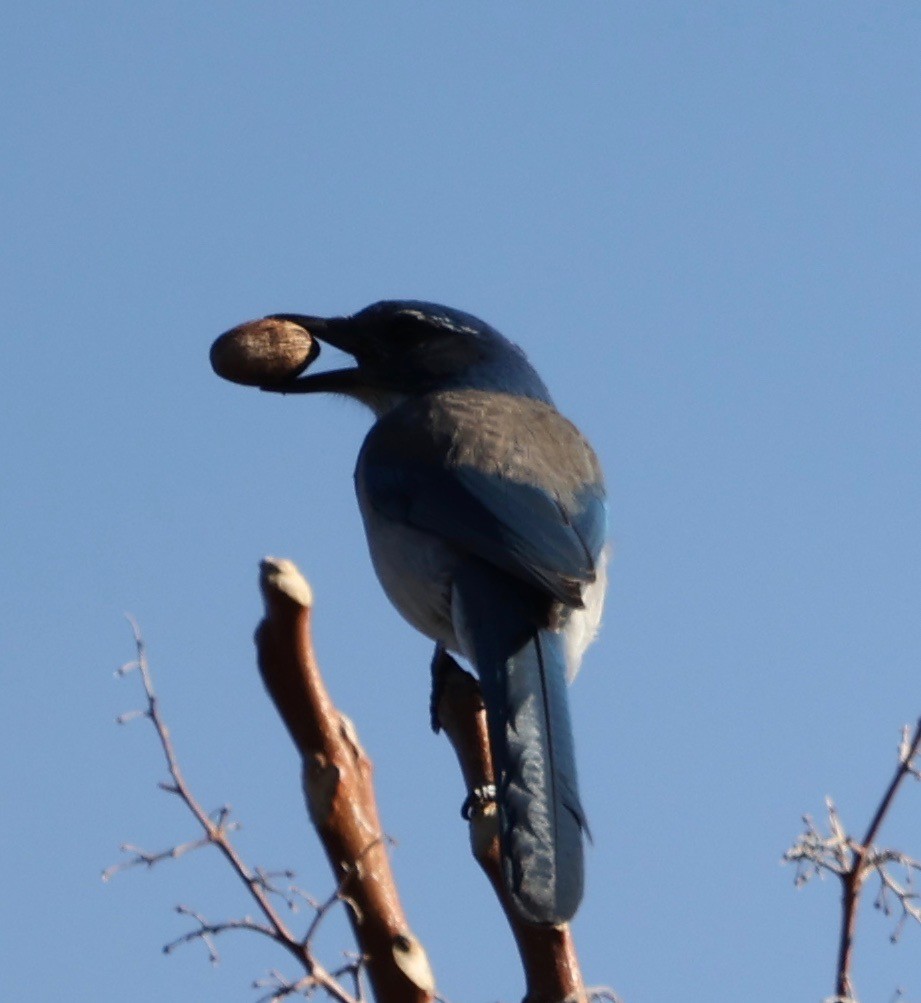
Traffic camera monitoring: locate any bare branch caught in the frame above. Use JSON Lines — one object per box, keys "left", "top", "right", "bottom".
{"left": 101, "top": 835, "right": 212, "bottom": 881}
{"left": 117, "top": 615, "right": 301, "bottom": 950}
{"left": 253, "top": 971, "right": 317, "bottom": 1003}
{"left": 109, "top": 615, "right": 361, "bottom": 1003}
{"left": 785, "top": 717, "right": 921, "bottom": 1001}
{"left": 163, "top": 905, "right": 276, "bottom": 963}
{"left": 872, "top": 851, "right": 921, "bottom": 943}
{"left": 858, "top": 720, "right": 921, "bottom": 855}
{"left": 253, "top": 958, "right": 366, "bottom": 1003}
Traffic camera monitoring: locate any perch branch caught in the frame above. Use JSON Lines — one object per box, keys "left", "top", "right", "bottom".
{"left": 431, "top": 647, "right": 588, "bottom": 1003}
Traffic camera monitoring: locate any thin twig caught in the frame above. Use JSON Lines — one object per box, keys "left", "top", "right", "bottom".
{"left": 834, "top": 718, "right": 921, "bottom": 1000}
{"left": 111, "top": 616, "right": 360, "bottom": 1003}
{"left": 101, "top": 835, "right": 212, "bottom": 881}
{"left": 785, "top": 717, "right": 921, "bottom": 1002}
{"left": 121, "top": 616, "right": 302, "bottom": 956}
{"left": 163, "top": 907, "right": 276, "bottom": 962}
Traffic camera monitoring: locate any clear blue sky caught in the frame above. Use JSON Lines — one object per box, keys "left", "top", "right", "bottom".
{"left": 2, "top": 5, "right": 920, "bottom": 1001}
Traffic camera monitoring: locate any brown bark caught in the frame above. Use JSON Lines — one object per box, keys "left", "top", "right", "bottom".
{"left": 256, "top": 558, "right": 435, "bottom": 1003}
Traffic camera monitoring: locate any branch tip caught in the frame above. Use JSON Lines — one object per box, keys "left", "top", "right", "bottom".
{"left": 260, "top": 557, "right": 314, "bottom": 608}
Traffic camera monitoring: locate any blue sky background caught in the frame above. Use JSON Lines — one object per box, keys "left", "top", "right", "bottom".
{"left": 2, "top": 5, "right": 920, "bottom": 1001}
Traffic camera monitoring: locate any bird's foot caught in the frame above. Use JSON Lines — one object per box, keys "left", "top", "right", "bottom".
{"left": 460, "top": 783, "right": 497, "bottom": 819}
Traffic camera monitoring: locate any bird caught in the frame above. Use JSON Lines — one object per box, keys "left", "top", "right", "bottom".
{"left": 263, "top": 300, "right": 607, "bottom": 925}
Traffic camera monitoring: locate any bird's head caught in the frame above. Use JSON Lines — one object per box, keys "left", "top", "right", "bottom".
{"left": 265, "top": 300, "right": 551, "bottom": 414}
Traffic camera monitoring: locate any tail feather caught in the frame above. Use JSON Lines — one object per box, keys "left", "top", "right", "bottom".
{"left": 453, "top": 564, "right": 585, "bottom": 925}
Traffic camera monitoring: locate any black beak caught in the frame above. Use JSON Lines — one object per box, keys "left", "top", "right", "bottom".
{"left": 269, "top": 313, "right": 369, "bottom": 354}
{"left": 262, "top": 313, "right": 366, "bottom": 394}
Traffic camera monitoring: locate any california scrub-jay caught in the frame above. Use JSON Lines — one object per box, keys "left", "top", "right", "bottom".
{"left": 263, "top": 301, "right": 607, "bottom": 925}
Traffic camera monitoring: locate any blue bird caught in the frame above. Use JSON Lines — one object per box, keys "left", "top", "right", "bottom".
{"left": 265, "top": 301, "right": 607, "bottom": 925}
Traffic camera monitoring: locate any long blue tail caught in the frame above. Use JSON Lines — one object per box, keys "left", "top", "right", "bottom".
{"left": 453, "top": 564, "right": 586, "bottom": 925}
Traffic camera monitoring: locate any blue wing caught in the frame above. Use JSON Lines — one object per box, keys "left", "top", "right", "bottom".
{"left": 358, "top": 397, "right": 607, "bottom": 608}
